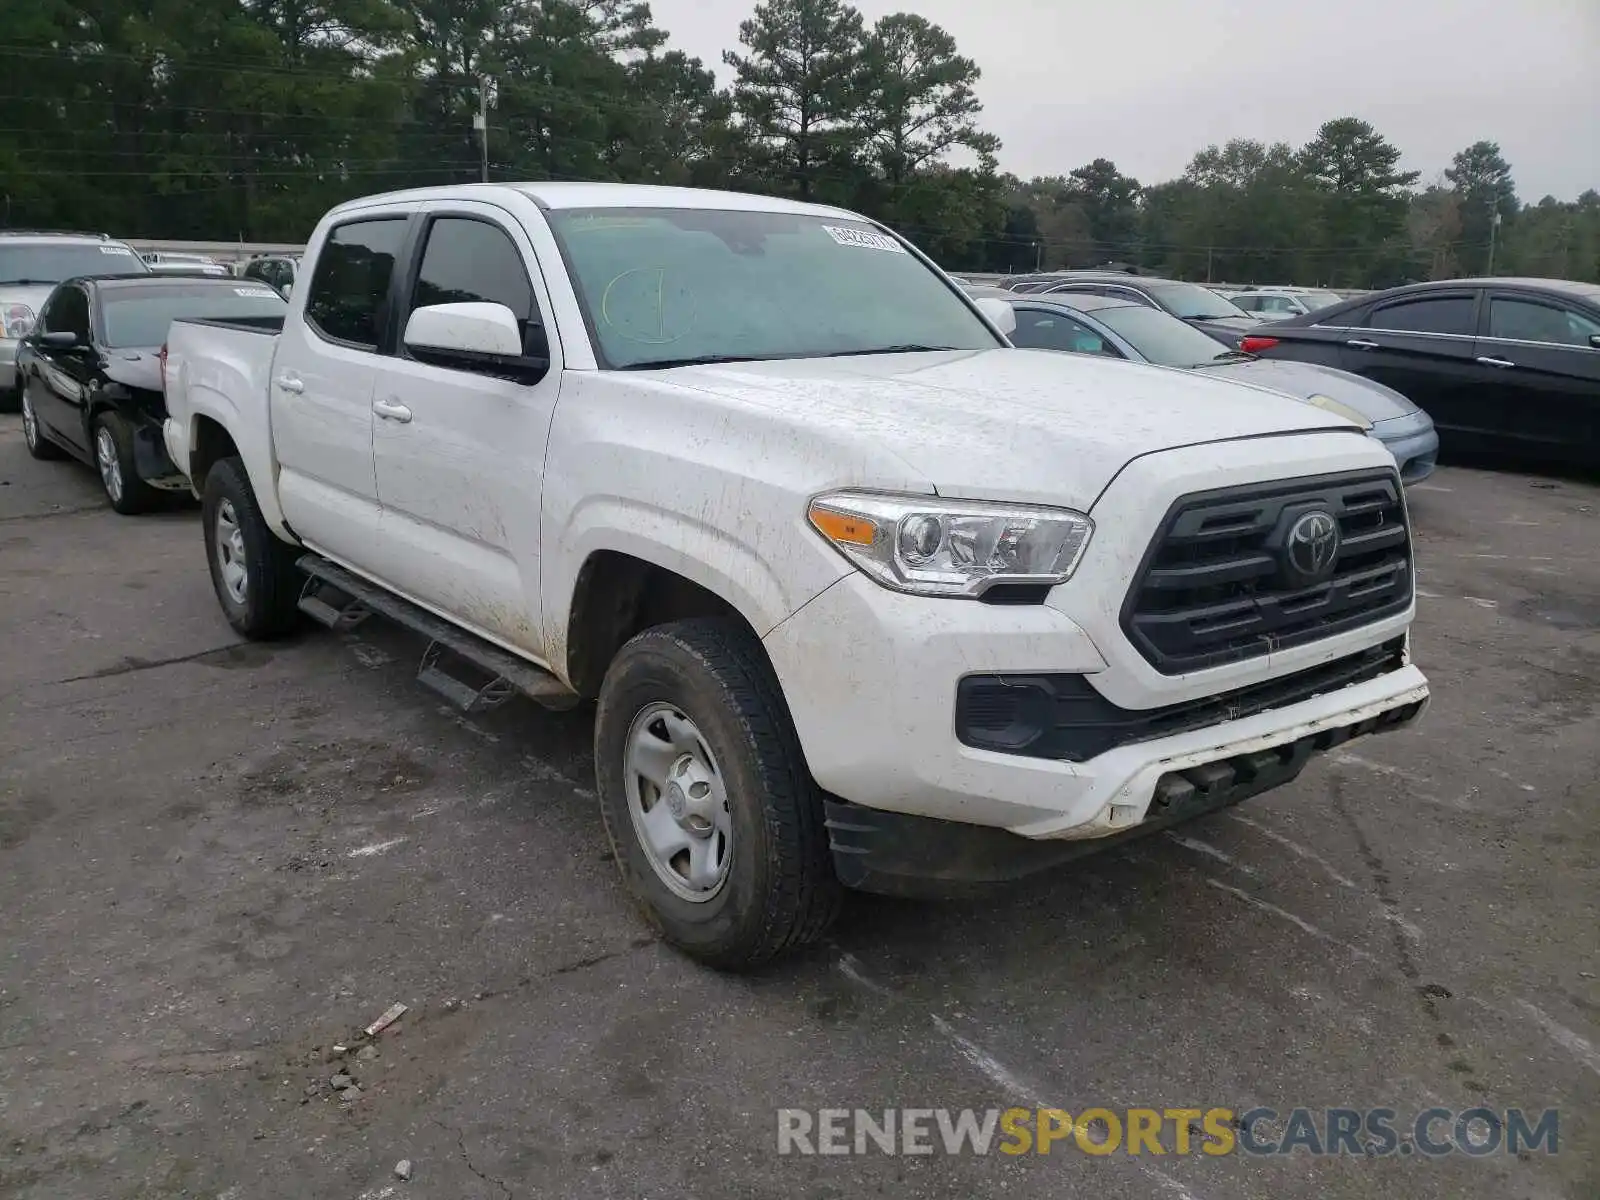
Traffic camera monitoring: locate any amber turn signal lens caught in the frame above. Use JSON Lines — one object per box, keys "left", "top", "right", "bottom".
{"left": 808, "top": 503, "right": 878, "bottom": 546}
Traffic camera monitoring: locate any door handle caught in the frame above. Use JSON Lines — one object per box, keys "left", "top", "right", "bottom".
{"left": 274, "top": 374, "right": 304, "bottom": 394}
{"left": 1475, "top": 355, "right": 1515, "bottom": 369}
{"left": 1345, "top": 339, "right": 1380, "bottom": 350}
{"left": 372, "top": 398, "right": 413, "bottom": 423}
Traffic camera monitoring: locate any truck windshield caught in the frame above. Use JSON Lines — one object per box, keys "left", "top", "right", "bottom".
{"left": 0, "top": 242, "right": 149, "bottom": 285}
{"left": 545, "top": 208, "right": 1000, "bottom": 368}
{"left": 101, "top": 283, "right": 287, "bottom": 347}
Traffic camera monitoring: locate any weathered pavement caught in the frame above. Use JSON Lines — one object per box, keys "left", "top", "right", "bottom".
{"left": 1, "top": 414, "right": 1596, "bottom": 1199}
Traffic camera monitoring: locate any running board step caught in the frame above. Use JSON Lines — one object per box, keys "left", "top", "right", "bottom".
{"left": 297, "top": 555, "right": 579, "bottom": 713}
{"left": 298, "top": 576, "right": 373, "bottom": 631}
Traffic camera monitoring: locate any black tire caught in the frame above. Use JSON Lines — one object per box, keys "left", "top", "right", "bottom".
{"left": 595, "top": 618, "right": 842, "bottom": 970}
{"left": 201, "top": 455, "right": 303, "bottom": 639}
{"left": 21, "top": 387, "right": 64, "bottom": 460}
{"left": 91, "top": 410, "right": 160, "bottom": 515}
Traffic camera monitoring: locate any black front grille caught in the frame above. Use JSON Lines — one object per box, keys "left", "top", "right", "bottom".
{"left": 1123, "top": 470, "right": 1413, "bottom": 674}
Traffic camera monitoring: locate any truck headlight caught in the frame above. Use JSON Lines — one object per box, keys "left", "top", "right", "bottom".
{"left": 3, "top": 303, "right": 37, "bottom": 340}
{"left": 807, "top": 491, "right": 1093, "bottom": 598}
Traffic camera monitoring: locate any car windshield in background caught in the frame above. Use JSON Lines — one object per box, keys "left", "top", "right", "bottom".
{"left": 1297, "top": 291, "right": 1343, "bottom": 311}
{"left": 1148, "top": 281, "right": 1251, "bottom": 320}
{"left": 1093, "top": 304, "right": 1241, "bottom": 368}
{"left": 546, "top": 208, "right": 999, "bottom": 368}
{"left": 0, "top": 243, "right": 147, "bottom": 284}
{"left": 100, "top": 283, "right": 287, "bottom": 347}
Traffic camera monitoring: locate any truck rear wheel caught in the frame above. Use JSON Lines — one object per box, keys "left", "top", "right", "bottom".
{"left": 201, "top": 456, "right": 303, "bottom": 640}
{"left": 594, "top": 618, "right": 841, "bottom": 970}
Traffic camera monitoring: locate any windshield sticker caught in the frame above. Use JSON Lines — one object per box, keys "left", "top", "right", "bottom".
{"left": 822, "top": 226, "right": 906, "bottom": 254}
{"left": 99, "top": 245, "right": 135, "bottom": 255}
{"left": 233, "top": 287, "right": 278, "bottom": 298}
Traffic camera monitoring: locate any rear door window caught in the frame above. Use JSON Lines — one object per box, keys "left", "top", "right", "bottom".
{"left": 303, "top": 218, "right": 409, "bottom": 349}
{"left": 1367, "top": 295, "right": 1476, "bottom": 336}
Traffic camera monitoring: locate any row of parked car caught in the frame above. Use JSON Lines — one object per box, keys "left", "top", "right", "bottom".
{"left": 0, "top": 229, "right": 295, "bottom": 510}
{"left": 971, "top": 269, "right": 1600, "bottom": 470}
{"left": 7, "top": 224, "right": 1599, "bottom": 526}
{"left": 140, "top": 248, "right": 305, "bottom": 293}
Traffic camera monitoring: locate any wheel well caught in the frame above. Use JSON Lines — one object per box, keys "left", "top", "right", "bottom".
{"left": 566, "top": 552, "right": 752, "bottom": 698}
{"left": 190, "top": 416, "right": 239, "bottom": 491}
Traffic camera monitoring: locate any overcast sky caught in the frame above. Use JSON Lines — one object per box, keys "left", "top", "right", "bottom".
{"left": 648, "top": 0, "right": 1600, "bottom": 201}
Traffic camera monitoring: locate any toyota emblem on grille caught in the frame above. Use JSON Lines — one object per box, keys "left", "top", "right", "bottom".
{"left": 1285, "top": 510, "right": 1340, "bottom": 581}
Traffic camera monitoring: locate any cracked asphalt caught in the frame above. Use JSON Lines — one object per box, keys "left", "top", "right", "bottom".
{"left": 1, "top": 414, "right": 1596, "bottom": 1200}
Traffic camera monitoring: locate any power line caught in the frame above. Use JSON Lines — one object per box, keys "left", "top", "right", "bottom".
{"left": 0, "top": 162, "right": 479, "bottom": 179}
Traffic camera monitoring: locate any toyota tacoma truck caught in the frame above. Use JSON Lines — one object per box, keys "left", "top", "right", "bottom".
{"left": 163, "top": 183, "right": 1430, "bottom": 969}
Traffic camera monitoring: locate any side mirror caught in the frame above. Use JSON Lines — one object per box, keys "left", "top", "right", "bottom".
{"left": 974, "top": 296, "right": 1017, "bottom": 337}
{"left": 281, "top": 281, "right": 293, "bottom": 299}
{"left": 1589, "top": 333, "right": 1600, "bottom": 349}
{"left": 403, "top": 302, "right": 549, "bottom": 383}
{"left": 39, "top": 330, "right": 81, "bottom": 350}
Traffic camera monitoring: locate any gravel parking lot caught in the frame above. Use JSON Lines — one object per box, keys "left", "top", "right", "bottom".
{"left": 1, "top": 414, "right": 1596, "bottom": 1200}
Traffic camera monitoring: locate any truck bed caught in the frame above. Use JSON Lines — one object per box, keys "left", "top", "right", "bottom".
{"left": 163, "top": 312, "right": 283, "bottom": 514}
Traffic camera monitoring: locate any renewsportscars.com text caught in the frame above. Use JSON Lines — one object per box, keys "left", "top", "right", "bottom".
{"left": 776, "top": 1106, "right": 1559, "bottom": 1157}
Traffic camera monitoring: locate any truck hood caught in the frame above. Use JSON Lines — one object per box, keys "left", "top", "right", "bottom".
{"left": 652, "top": 348, "right": 1352, "bottom": 509}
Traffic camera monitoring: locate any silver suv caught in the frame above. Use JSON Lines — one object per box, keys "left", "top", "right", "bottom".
{"left": 1, "top": 231, "right": 149, "bottom": 404}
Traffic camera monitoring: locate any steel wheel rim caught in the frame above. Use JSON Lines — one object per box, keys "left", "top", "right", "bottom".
{"left": 215, "top": 499, "right": 249, "bottom": 604}
{"left": 623, "top": 702, "right": 733, "bottom": 903}
{"left": 21, "top": 392, "right": 37, "bottom": 448}
{"left": 95, "top": 426, "right": 123, "bottom": 503}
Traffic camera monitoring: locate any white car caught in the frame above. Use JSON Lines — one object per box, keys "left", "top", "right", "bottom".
{"left": 0, "top": 230, "right": 148, "bottom": 405}
{"left": 1227, "top": 288, "right": 1347, "bottom": 320}
{"left": 162, "top": 183, "right": 1429, "bottom": 968}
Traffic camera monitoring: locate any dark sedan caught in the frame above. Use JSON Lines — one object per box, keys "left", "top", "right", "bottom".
{"left": 19, "top": 275, "right": 287, "bottom": 513}
{"left": 1032, "top": 272, "right": 1262, "bottom": 346}
{"left": 1240, "top": 278, "right": 1600, "bottom": 467}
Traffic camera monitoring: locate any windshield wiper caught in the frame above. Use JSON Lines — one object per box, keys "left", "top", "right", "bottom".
{"left": 617, "top": 353, "right": 769, "bottom": 371}
{"left": 827, "top": 344, "right": 960, "bottom": 357}
{"left": 1201, "top": 350, "right": 1256, "bottom": 365}
{"left": 0, "top": 278, "right": 53, "bottom": 286}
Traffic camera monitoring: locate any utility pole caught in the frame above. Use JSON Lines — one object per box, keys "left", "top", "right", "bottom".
{"left": 1486, "top": 209, "right": 1502, "bottom": 275}
{"left": 474, "top": 76, "right": 497, "bottom": 183}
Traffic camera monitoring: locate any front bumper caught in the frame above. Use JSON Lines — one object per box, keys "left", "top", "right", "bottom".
{"left": 766, "top": 567, "right": 1429, "bottom": 847}
{"left": 827, "top": 693, "right": 1422, "bottom": 896}
{"left": 1372, "top": 413, "right": 1440, "bottom": 484}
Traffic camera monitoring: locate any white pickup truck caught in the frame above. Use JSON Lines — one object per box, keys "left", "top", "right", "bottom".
{"left": 164, "top": 183, "right": 1430, "bottom": 968}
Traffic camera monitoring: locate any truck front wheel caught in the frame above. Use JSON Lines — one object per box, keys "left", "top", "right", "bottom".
{"left": 595, "top": 619, "right": 842, "bottom": 970}
{"left": 201, "top": 456, "right": 302, "bottom": 640}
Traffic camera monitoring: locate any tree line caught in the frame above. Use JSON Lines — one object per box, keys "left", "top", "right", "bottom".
{"left": 3, "top": 0, "right": 1596, "bottom": 286}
